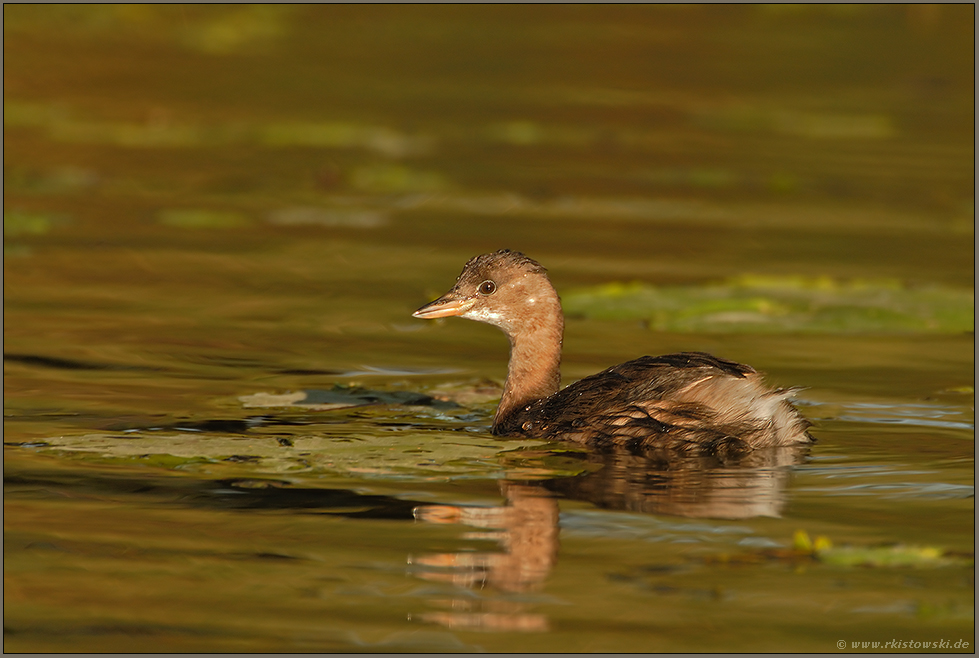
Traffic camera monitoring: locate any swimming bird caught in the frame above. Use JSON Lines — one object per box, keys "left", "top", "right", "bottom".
{"left": 413, "top": 249, "right": 812, "bottom": 455}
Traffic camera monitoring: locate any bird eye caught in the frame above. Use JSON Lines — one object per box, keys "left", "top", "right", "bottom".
{"left": 478, "top": 280, "right": 497, "bottom": 295}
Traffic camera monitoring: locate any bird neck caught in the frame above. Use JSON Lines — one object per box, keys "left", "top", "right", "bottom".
{"left": 494, "top": 315, "right": 564, "bottom": 428}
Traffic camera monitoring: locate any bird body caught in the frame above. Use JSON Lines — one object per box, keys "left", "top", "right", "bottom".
{"left": 413, "top": 250, "right": 812, "bottom": 454}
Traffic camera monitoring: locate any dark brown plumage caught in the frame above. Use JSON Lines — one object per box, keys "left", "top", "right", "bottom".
{"left": 413, "top": 249, "right": 812, "bottom": 455}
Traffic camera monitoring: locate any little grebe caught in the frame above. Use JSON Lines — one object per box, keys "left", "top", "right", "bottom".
{"left": 413, "top": 249, "right": 812, "bottom": 454}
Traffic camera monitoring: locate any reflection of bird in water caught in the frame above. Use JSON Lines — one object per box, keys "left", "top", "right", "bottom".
{"left": 540, "top": 444, "right": 809, "bottom": 520}
{"left": 414, "top": 250, "right": 813, "bottom": 456}
{"left": 411, "top": 483, "right": 558, "bottom": 632}
{"left": 412, "top": 482, "right": 559, "bottom": 594}
{"left": 410, "top": 445, "right": 807, "bottom": 631}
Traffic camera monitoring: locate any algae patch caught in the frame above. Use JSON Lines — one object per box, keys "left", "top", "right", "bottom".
{"left": 562, "top": 275, "right": 974, "bottom": 334}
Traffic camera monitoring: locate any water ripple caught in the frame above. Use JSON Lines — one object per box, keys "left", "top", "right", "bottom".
{"left": 803, "top": 400, "right": 974, "bottom": 431}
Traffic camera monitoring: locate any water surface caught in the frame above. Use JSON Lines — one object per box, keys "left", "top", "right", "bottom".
{"left": 4, "top": 5, "right": 974, "bottom": 652}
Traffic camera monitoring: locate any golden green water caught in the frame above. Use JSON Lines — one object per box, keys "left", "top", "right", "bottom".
{"left": 4, "top": 5, "right": 974, "bottom": 652}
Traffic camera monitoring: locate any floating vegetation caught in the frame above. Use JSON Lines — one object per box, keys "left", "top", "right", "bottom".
{"left": 488, "top": 120, "right": 546, "bottom": 145}
{"left": 3, "top": 209, "right": 69, "bottom": 236}
{"left": 157, "top": 208, "right": 251, "bottom": 229}
{"left": 818, "top": 544, "right": 971, "bottom": 569}
{"left": 239, "top": 384, "right": 459, "bottom": 411}
{"left": 260, "top": 122, "right": 432, "bottom": 157}
{"left": 3, "top": 100, "right": 433, "bottom": 158}
{"left": 267, "top": 206, "right": 388, "bottom": 228}
{"left": 349, "top": 163, "right": 447, "bottom": 194}
{"left": 792, "top": 529, "right": 833, "bottom": 552}
{"left": 794, "top": 531, "right": 973, "bottom": 569}
{"left": 693, "top": 106, "right": 896, "bottom": 140}
{"left": 705, "top": 530, "right": 973, "bottom": 569}
{"left": 23, "top": 429, "right": 548, "bottom": 482}
{"left": 393, "top": 193, "right": 732, "bottom": 223}
{"left": 562, "top": 275, "right": 974, "bottom": 334}
{"left": 4, "top": 166, "right": 99, "bottom": 195}
{"left": 177, "top": 5, "right": 292, "bottom": 55}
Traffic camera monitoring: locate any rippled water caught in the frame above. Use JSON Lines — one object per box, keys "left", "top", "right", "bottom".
{"left": 4, "top": 5, "right": 974, "bottom": 652}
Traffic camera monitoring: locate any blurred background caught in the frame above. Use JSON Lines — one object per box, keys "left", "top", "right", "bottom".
{"left": 4, "top": 5, "right": 974, "bottom": 653}
{"left": 5, "top": 4, "right": 974, "bottom": 385}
